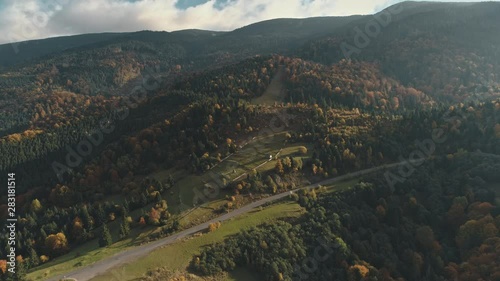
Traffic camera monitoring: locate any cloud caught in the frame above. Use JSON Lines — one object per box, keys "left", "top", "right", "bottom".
{"left": 0, "top": 0, "right": 485, "bottom": 44}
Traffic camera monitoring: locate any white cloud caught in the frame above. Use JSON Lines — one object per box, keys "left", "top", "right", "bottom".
{"left": 0, "top": 0, "right": 486, "bottom": 44}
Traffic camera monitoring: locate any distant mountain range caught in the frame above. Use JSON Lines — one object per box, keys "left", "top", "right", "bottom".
{"left": 1, "top": 1, "right": 499, "bottom": 120}
{"left": 1, "top": 5, "right": 499, "bottom": 279}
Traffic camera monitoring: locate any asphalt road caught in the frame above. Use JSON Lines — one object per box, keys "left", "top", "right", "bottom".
{"left": 48, "top": 162, "right": 403, "bottom": 281}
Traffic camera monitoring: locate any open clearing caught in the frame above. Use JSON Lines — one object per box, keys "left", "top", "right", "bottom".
{"left": 46, "top": 162, "right": 400, "bottom": 281}
{"left": 89, "top": 201, "right": 304, "bottom": 281}
{"left": 151, "top": 131, "right": 310, "bottom": 213}
{"left": 27, "top": 211, "right": 157, "bottom": 281}
{"left": 28, "top": 131, "right": 310, "bottom": 280}
{"left": 87, "top": 173, "right": 365, "bottom": 281}
{"left": 323, "top": 178, "right": 361, "bottom": 193}
{"left": 252, "top": 66, "right": 286, "bottom": 105}
{"left": 29, "top": 68, "right": 308, "bottom": 280}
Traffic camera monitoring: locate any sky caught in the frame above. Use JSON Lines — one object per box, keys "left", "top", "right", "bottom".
{"left": 0, "top": 0, "right": 487, "bottom": 44}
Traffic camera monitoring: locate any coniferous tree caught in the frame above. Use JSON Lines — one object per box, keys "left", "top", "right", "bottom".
{"left": 140, "top": 193, "right": 148, "bottom": 206}
{"left": 122, "top": 199, "right": 129, "bottom": 216}
{"left": 28, "top": 247, "right": 39, "bottom": 268}
{"left": 99, "top": 225, "right": 112, "bottom": 247}
{"left": 168, "top": 174, "right": 175, "bottom": 187}
{"left": 96, "top": 204, "right": 106, "bottom": 226}
{"left": 119, "top": 219, "right": 130, "bottom": 239}
{"left": 14, "top": 261, "right": 27, "bottom": 281}
{"left": 81, "top": 205, "right": 94, "bottom": 231}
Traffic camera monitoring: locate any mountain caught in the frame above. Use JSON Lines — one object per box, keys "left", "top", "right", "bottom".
{"left": 1, "top": 1, "right": 499, "bottom": 171}
{"left": 0, "top": 32, "right": 127, "bottom": 69}
{"left": 0, "top": 16, "right": 361, "bottom": 70}
{"left": 1, "top": 2, "right": 498, "bottom": 99}
{"left": 299, "top": 1, "right": 500, "bottom": 102}
{"left": 0, "top": 1, "right": 498, "bottom": 132}
{"left": 0, "top": 2, "right": 499, "bottom": 281}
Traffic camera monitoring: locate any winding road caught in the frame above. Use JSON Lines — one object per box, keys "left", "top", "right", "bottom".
{"left": 47, "top": 161, "right": 406, "bottom": 281}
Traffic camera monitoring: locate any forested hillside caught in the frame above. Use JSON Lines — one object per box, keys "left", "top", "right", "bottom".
{"left": 0, "top": 2, "right": 499, "bottom": 281}
{"left": 299, "top": 2, "right": 500, "bottom": 102}
{"left": 193, "top": 154, "right": 499, "bottom": 281}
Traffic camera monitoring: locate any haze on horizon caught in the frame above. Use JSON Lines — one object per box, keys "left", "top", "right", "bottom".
{"left": 0, "top": 0, "right": 488, "bottom": 44}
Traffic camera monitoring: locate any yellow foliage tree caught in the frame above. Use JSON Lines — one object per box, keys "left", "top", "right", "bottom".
{"left": 45, "top": 232, "right": 68, "bottom": 255}
{"left": 31, "top": 199, "right": 42, "bottom": 212}
{"left": 208, "top": 222, "right": 221, "bottom": 232}
{"left": 40, "top": 255, "right": 49, "bottom": 263}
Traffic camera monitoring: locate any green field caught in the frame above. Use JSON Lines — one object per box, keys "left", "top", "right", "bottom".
{"left": 90, "top": 201, "right": 305, "bottom": 281}
{"left": 323, "top": 178, "right": 361, "bottom": 193}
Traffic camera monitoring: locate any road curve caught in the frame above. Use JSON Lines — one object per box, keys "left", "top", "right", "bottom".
{"left": 48, "top": 162, "right": 403, "bottom": 281}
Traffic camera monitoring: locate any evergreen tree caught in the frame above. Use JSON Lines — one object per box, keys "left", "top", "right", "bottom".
{"left": 28, "top": 247, "right": 39, "bottom": 268}
{"left": 14, "top": 261, "right": 27, "bottom": 281}
{"left": 40, "top": 229, "right": 47, "bottom": 242}
{"left": 119, "top": 219, "right": 130, "bottom": 239}
{"left": 98, "top": 225, "right": 112, "bottom": 247}
{"left": 168, "top": 174, "right": 175, "bottom": 187}
{"left": 82, "top": 228, "right": 89, "bottom": 241}
{"left": 81, "top": 205, "right": 94, "bottom": 231}
{"left": 123, "top": 199, "right": 130, "bottom": 216}
{"left": 96, "top": 204, "right": 106, "bottom": 226}
{"left": 140, "top": 193, "right": 148, "bottom": 206}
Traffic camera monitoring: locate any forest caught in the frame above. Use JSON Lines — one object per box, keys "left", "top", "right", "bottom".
{"left": 192, "top": 154, "right": 499, "bottom": 281}
{"left": 0, "top": 1, "right": 499, "bottom": 281}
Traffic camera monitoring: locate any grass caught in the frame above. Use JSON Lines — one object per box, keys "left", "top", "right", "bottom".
{"left": 322, "top": 178, "right": 361, "bottom": 193}
{"left": 29, "top": 168, "right": 363, "bottom": 281}
{"left": 27, "top": 196, "right": 162, "bottom": 280}
{"left": 252, "top": 66, "right": 286, "bottom": 105}
{"left": 90, "top": 201, "right": 304, "bottom": 281}
{"left": 151, "top": 132, "right": 289, "bottom": 213}
{"left": 28, "top": 131, "right": 296, "bottom": 280}
{"left": 87, "top": 175, "right": 361, "bottom": 281}
{"left": 257, "top": 143, "right": 313, "bottom": 171}
{"left": 27, "top": 222, "right": 156, "bottom": 281}
{"left": 177, "top": 199, "right": 229, "bottom": 228}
